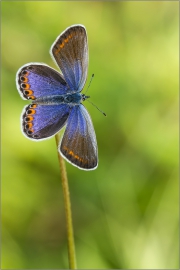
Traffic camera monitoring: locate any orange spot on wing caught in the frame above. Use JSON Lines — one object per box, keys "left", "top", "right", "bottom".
{"left": 26, "top": 123, "right": 33, "bottom": 129}
{"left": 22, "top": 83, "right": 30, "bottom": 90}
{"left": 30, "top": 104, "right": 37, "bottom": 108}
{"left": 54, "top": 33, "right": 74, "bottom": 55}
{"left": 65, "top": 148, "right": 87, "bottom": 164}
{"left": 25, "top": 116, "right": 34, "bottom": 122}
{"left": 27, "top": 109, "right": 36, "bottom": 115}
{"left": 21, "top": 76, "right": 28, "bottom": 82}
{"left": 25, "top": 90, "right": 33, "bottom": 95}
{"left": 22, "top": 70, "right": 29, "bottom": 76}
{"left": 29, "top": 96, "right": 36, "bottom": 100}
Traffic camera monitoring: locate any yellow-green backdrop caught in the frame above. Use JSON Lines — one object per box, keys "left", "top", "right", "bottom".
{"left": 2, "top": 1, "right": 179, "bottom": 269}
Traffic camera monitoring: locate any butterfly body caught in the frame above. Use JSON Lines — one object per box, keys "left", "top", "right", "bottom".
{"left": 32, "top": 92, "right": 87, "bottom": 105}
{"left": 16, "top": 25, "right": 98, "bottom": 170}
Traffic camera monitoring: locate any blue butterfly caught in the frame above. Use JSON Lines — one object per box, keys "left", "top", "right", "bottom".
{"left": 16, "top": 25, "right": 98, "bottom": 170}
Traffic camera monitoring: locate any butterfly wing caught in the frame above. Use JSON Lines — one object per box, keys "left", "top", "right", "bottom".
{"left": 60, "top": 104, "right": 98, "bottom": 170}
{"left": 16, "top": 63, "right": 70, "bottom": 100}
{"left": 16, "top": 63, "right": 71, "bottom": 140}
{"left": 51, "top": 25, "right": 88, "bottom": 92}
{"left": 21, "top": 103, "right": 70, "bottom": 140}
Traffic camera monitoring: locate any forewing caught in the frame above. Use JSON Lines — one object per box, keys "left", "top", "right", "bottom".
{"left": 51, "top": 25, "right": 88, "bottom": 92}
{"left": 22, "top": 103, "right": 70, "bottom": 140}
{"left": 60, "top": 104, "right": 97, "bottom": 170}
{"left": 16, "top": 63, "right": 70, "bottom": 100}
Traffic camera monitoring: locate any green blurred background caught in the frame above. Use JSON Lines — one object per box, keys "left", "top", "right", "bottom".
{"left": 2, "top": 1, "right": 178, "bottom": 269}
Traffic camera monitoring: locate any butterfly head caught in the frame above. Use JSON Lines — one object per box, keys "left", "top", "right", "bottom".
{"left": 81, "top": 94, "right": 90, "bottom": 102}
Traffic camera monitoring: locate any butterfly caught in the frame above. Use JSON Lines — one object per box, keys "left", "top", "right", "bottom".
{"left": 16, "top": 24, "right": 98, "bottom": 170}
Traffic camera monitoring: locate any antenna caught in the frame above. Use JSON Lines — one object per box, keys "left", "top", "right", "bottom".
{"left": 87, "top": 99, "right": 106, "bottom": 116}
{"left": 84, "top": 73, "right": 107, "bottom": 116}
{"left": 84, "top": 74, "right": 94, "bottom": 94}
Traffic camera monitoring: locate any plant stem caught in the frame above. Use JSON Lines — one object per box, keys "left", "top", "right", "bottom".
{"left": 55, "top": 133, "right": 77, "bottom": 269}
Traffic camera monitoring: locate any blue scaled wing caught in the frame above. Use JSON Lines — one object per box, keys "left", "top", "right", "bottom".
{"left": 60, "top": 104, "right": 98, "bottom": 170}
{"left": 16, "top": 63, "right": 70, "bottom": 100}
{"left": 21, "top": 103, "right": 70, "bottom": 140}
{"left": 51, "top": 25, "right": 88, "bottom": 92}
